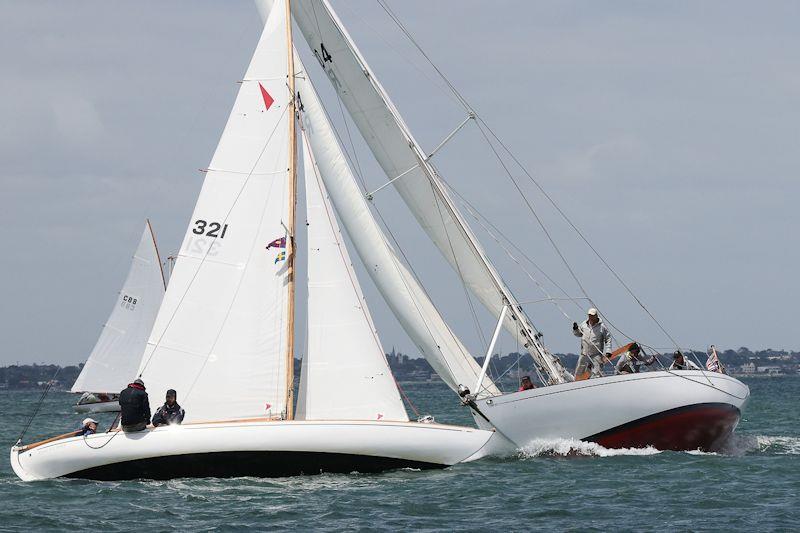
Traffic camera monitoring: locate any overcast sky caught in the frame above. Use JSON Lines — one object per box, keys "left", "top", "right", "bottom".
{"left": 1, "top": 1, "right": 797, "bottom": 366}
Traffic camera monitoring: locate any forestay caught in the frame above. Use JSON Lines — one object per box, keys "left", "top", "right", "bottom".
{"left": 72, "top": 222, "right": 166, "bottom": 394}
{"left": 291, "top": 0, "right": 569, "bottom": 385}
{"left": 137, "top": 1, "right": 292, "bottom": 422}
{"left": 297, "top": 132, "right": 408, "bottom": 421}
{"left": 293, "top": 49, "right": 499, "bottom": 397}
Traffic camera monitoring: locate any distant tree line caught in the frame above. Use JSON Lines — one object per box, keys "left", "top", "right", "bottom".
{"left": 0, "top": 347, "right": 797, "bottom": 390}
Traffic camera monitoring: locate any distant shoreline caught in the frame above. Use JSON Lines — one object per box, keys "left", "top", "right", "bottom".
{"left": 2, "top": 347, "right": 798, "bottom": 390}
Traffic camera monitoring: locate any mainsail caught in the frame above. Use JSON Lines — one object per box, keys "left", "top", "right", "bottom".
{"left": 137, "top": 1, "right": 293, "bottom": 422}
{"left": 291, "top": 0, "right": 569, "bottom": 385}
{"left": 297, "top": 132, "right": 408, "bottom": 421}
{"left": 71, "top": 221, "right": 166, "bottom": 394}
{"left": 293, "top": 49, "right": 499, "bottom": 397}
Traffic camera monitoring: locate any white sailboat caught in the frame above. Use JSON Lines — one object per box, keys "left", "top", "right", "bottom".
{"left": 10, "top": 0, "right": 502, "bottom": 481}
{"left": 71, "top": 221, "right": 166, "bottom": 413}
{"left": 287, "top": 0, "right": 749, "bottom": 451}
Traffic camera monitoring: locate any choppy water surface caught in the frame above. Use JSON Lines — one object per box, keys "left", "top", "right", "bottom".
{"left": 1, "top": 377, "right": 797, "bottom": 531}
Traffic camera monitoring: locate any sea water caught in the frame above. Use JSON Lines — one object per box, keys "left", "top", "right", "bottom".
{"left": 0, "top": 377, "right": 797, "bottom": 531}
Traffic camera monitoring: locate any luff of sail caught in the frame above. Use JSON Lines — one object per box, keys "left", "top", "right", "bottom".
{"left": 292, "top": 48, "right": 499, "bottom": 397}
{"left": 297, "top": 131, "right": 408, "bottom": 421}
{"left": 291, "top": 0, "right": 569, "bottom": 385}
{"left": 71, "top": 221, "right": 166, "bottom": 395}
{"left": 136, "top": 1, "right": 292, "bottom": 422}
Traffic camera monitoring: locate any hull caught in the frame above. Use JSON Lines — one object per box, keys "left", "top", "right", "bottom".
{"left": 10, "top": 420, "right": 503, "bottom": 481}
{"left": 473, "top": 370, "right": 749, "bottom": 451}
{"left": 74, "top": 400, "right": 120, "bottom": 414}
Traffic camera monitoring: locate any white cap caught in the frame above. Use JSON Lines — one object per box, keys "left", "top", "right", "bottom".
{"left": 82, "top": 418, "right": 98, "bottom": 426}
{"left": 587, "top": 308, "right": 598, "bottom": 316}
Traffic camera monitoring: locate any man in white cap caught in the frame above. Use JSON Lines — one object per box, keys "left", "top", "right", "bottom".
{"left": 572, "top": 308, "right": 612, "bottom": 379}
{"left": 78, "top": 418, "right": 98, "bottom": 436}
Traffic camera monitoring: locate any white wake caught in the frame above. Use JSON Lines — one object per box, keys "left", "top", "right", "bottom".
{"left": 518, "top": 438, "right": 661, "bottom": 458}
{"left": 517, "top": 435, "right": 800, "bottom": 458}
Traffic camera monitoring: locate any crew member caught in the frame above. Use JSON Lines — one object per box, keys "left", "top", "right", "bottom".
{"left": 119, "top": 378, "right": 151, "bottom": 432}
{"left": 518, "top": 376, "right": 535, "bottom": 391}
{"left": 152, "top": 389, "right": 185, "bottom": 427}
{"left": 572, "top": 308, "right": 612, "bottom": 378}
{"left": 670, "top": 351, "right": 700, "bottom": 370}
{"left": 615, "top": 343, "right": 656, "bottom": 374}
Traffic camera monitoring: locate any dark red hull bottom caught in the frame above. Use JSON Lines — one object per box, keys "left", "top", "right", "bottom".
{"left": 586, "top": 403, "right": 741, "bottom": 451}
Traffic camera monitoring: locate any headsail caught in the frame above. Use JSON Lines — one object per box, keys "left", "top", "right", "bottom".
{"left": 291, "top": 0, "right": 570, "bottom": 385}
{"left": 72, "top": 221, "right": 166, "bottom": 395}
{"left": 293, "top": 47, "right": 499, "bottom": 397}
{"left": 297, "top": 131, "right": 408, "bottom": 421}
{"left": 137, "top": 1, "right": 293, "bottom": 422}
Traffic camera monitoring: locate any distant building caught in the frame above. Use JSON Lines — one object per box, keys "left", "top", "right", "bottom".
{"left": 739, "top": 362, "right": 757, "bottom": 374}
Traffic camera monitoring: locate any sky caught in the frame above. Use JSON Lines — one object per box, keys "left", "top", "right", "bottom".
{"left": 0, "top": 1, "right": 797, "bottom": 366}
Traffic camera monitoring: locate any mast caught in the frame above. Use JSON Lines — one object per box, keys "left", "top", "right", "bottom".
{"left": 284, "top": 0, "right": 298, "bottom": 420}
{"left": 146, "top": 218, "right": 167, "bottom": 291}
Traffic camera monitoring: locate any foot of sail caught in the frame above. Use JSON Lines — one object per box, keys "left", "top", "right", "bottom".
{"left": 586, "top": 403, "right": 740, "bottom": 451}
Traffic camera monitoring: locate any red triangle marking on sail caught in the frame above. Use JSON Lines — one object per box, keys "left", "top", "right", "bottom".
{"left": 259, "top": 83, "right": 274, "bottom": 111}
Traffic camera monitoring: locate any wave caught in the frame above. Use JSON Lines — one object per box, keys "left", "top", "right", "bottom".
{"left": 714, "top": 434, "right": 800, "bottom": 456}
{"left": 518, "top": 438, "right": 661, "bottom": 458}
{"left": 518, "top": 435, "right": 800, "bottom": 458}
{"left": 755, "top": 435, "right": 800, "bottom": 455}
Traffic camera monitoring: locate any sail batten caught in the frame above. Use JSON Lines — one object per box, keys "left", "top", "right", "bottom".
{"left": 292, "top": 0, "right": 570, "bottom": 385}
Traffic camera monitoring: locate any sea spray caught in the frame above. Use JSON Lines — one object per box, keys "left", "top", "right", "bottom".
{"left": 518, "top": 438, "right": 661, "bottom": 458}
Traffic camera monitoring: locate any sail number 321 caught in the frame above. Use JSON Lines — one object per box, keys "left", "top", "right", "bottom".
{"left": 193, "top": 220, "right": 229, "bottom": 238}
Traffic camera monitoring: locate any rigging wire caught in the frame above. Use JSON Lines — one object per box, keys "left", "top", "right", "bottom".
{"left": 376, "top": 0, "right": 685, "bottom": 354}
{"left": 16, "top": 366, "right": 60, "bottom": 444}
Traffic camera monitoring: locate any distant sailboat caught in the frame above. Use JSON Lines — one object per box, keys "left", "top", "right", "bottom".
{"left": 10, "top": 0, "right": 501, "bottom": 481}
{"left": 71, "top": 221, "right": 166, "bottom": 413}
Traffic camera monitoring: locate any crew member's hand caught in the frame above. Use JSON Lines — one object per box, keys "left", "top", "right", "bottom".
{"left": 572, "top": 322, "right": 578, "bottom": 329}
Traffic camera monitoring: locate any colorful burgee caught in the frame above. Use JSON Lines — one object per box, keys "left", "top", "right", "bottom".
{"left": 266, "top": 236, "right": 286, "bottom": 250}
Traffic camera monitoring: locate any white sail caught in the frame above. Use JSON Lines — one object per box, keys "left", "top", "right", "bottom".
{"left": 72, "top": 222, "right": 166, "bottom": 394}
{"left": 291, "top": 0, "right": 569, "bottom": 384}
{"left": 297, "top": 132, "right": 408, "bottom": 421}
{"left": 293, "top": 51, "right": 499, "bottom": 397}
{"left": 136, "top": 1, "right": 292, "bottom": 422}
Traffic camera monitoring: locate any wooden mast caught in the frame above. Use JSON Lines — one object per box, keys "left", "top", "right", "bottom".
{"left": 284, "top": 0, "right": 297, "bottom": 420}
{"left": 146, "top": 218, "right": 167, "bottom": 291}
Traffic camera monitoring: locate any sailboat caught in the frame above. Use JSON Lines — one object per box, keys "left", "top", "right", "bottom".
{"left": 285, "top": 0, "right": 750, "bottom": 451}
{"left": 9, "top": 0, "right": 504, "bottom": 482}
{"left": 71, "top": 221, "right": 167, "bottom": 413}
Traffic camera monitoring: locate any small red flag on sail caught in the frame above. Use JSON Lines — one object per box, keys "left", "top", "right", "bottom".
{"left": 258, "top": 83, "right": 274, "bottom": 111}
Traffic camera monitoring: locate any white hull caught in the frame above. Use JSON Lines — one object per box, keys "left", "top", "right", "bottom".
{"left": 472, "top": 370, "right": 749, "bottom": 451}
{"left": 11, "top": 420, "right": 505, "bottom": 481}
{"left": 74, "top": 400, "right": 120, "bottom": 414}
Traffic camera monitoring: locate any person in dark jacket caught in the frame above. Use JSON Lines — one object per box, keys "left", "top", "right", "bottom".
{"left": 152, "top": 389, "right": 185, "bottom": 427}
{"left": 119, "top": 378, "right": 151, "bottom": 432}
